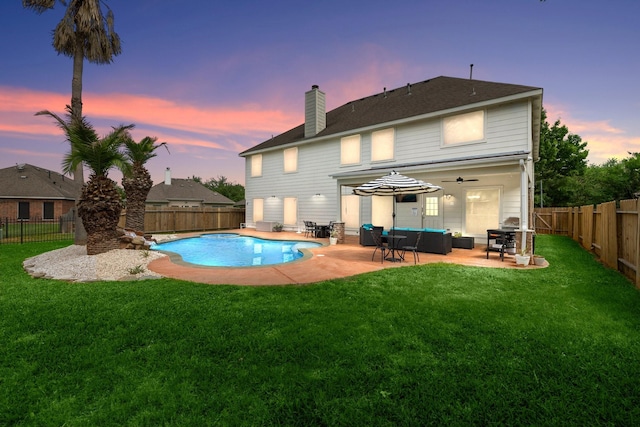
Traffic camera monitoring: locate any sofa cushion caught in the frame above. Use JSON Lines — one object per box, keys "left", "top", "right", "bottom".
{"left": 391, "top": 227, "right": 447, "bottom": 234}
{"left": 422, "top": 228, "right": 447, "bottom": 234}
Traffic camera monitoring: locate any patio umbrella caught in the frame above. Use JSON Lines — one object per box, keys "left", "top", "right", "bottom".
{"left": 353, "top": 170, "right": 442, "bottom": 232}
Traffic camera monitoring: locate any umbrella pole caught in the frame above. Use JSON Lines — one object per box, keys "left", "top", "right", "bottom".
{"left": 392, "top": 190, "right": 396, "bottom": 236}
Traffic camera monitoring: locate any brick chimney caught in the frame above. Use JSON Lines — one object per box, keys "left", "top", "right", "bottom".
{"left": 304, "top": 85, "right": 326, "bottom": 138}
{"left": 164, "top": 167, "right": 171, "bottom": 185}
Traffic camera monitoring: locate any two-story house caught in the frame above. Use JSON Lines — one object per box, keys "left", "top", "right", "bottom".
{"left": 239, "top": 76, "right": 542, "bottom": 241}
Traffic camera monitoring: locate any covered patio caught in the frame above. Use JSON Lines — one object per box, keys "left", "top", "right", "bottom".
{"left": 147, "top": 229, "right": 545, "bottom": 286}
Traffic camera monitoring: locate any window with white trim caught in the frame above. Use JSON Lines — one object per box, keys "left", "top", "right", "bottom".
{"left": 253, "top": 198, "right": 264, "bottom": 222}
{"left": 251, "top": 154, "right": 262, "bottom": 177}
{"left": 465, "top": 188, "right": 500, "bottom": 234}
{"left": 424, "top": 196, "right": 439, "bottom": 216}
{"left": 283, "top": 197, "right": 297, "bottom": 225}
{"left": 371, "top": 128, "right": 394, "bottom": 162}
{"left": 283, "top": 147, "right": 297, "bottom": 173}
{"left": 442, "top": 110, "right": 485, "bottom": 145}
{"left": 340, "top": 135, "right": 361, "bottom": 165}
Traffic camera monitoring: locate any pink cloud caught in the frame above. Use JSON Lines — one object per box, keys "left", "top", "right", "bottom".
{"left": 0, "top": 85, "right": 298, "bottom": 147}
{"left": 544, "top": 103, "right": 638, "bottom": 164}
{"left": 0, "top": 146, "right": 62, "bottom": 158}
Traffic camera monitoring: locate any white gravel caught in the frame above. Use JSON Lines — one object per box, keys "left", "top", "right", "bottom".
{"left": 23, "top": 235, "right": 176, "bottom": 282}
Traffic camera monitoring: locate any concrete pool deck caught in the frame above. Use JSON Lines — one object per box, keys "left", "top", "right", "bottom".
{"left": 147, "top": 229, "right": 544, "bottom": 286}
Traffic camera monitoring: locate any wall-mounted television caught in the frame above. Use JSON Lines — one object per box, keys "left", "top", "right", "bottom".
{"left": 395, "top": 194, "right": 417, "bottom": 203}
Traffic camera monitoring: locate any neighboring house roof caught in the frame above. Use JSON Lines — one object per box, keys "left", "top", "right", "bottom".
{"left": 146, "top": 178, "right": 235, "bottom": 205}
{"left": 0, "top": 163, "right": 80, "bottom": 199}
{"left": 240, "top": 76, "right": 542, "bottom": 156}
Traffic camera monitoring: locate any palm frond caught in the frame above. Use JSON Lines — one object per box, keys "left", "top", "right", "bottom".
{"left": 21, "top": 0, "right": 57, "bottom": 14}
{"left": 122, "top": 136, "right": 169, "bottom": 172}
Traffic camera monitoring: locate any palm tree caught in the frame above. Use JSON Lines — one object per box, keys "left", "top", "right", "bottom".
{"left": 38, "top": 108, "right": 132, "bottom": 255}
{"left": 24, "top": 0, "right": 122, "bottom": 245}
{"left": 121, "top": 136, "right": 169, "bottom": 232}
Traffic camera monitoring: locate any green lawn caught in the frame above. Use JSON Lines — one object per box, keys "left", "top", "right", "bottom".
{"left": 1, "top": 235, "right": 639, "bottom": 426}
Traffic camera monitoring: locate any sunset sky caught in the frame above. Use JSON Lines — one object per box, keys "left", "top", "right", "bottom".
{"left": 1, "top": 0, "right": 638, "bottom": 186}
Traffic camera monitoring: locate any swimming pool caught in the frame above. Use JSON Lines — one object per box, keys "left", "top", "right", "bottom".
{"left": 151, "top": 233, "right": 322, "bottom": 267}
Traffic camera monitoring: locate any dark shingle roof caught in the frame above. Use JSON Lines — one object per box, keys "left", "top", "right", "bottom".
{"left": 146, "top": 178, "right": 235, "bottom": 205}
{"left": 240, "top": 76, "right": 541, "bottom": 155}
{"left": 0, "top": 163, "right": 80, "bottom": 199}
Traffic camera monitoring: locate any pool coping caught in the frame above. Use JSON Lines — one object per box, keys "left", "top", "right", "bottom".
{"left": 151, "top": 232, "right": 323, "bottom": 269}
{"left": 147, "top": 229, "right": 546, "bottom": 286}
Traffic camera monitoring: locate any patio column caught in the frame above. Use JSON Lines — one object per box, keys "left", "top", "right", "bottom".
{"left": 333, "top": 222, "right": 345, "bottom": 244}
{"left": 519, "top": 157, "right": 535, "bottom": 259}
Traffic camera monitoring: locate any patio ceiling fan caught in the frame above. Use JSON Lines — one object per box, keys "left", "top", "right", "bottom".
{"left": 442, "top": 176, "right": 479, "bottom": 184}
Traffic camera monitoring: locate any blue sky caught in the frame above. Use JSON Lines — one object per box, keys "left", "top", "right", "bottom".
{"left": 1, "top": 0, "right": 638, "bottom": 185}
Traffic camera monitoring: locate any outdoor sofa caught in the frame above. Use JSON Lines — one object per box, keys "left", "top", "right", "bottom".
{"left": 389, "top": 227, "right": 452, "bottom": 255}
{"left": 359, "top": 225, "right": 452, "bottom": 255}
{"left": 359, "top": 224, "right": 384, "bottom": 246}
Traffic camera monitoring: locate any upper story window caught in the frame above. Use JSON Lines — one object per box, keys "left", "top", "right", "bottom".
{"left": 341, "top": 134, "right": 361, "bottom": 165}
{"left": 442, "top": 110, "right": 485, "bottom": 146}
{"left": 251, "top": 154, "right": 262, "bottom": 177}
{"left": 371, "top": 128, "right": 394, "bottom": 162}
{"left": 283, "top": 147, "right": 298, "bottom": 173}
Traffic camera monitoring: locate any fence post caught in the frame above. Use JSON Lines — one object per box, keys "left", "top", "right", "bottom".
{"left": 571, "top": 207, "right": 578, "bottom": 242}
{"left": 637, "top": 199, "right": 640, "bottom": 288}
{"left": 600, "top": 201, "right": 617, "bottom": 269}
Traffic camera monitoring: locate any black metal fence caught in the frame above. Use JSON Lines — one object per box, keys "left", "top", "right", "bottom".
{"left": 0, "top": 216, "right": 75, "bottom": 244}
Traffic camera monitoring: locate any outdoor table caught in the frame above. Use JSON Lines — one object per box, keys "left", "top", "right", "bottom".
{"left": 383, "top": 234, "right": 406, "bottom": 262}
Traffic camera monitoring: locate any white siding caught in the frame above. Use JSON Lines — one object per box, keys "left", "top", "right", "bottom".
{"left": 244, "top": 100, "right": 533, "bottom": 233}
{"left": 244, "top": 141, "right": 344, "bottom": 228}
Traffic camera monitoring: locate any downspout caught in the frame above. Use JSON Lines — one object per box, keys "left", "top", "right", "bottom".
{"left": 520, "top": 158, "right": 529, "bottom": 253}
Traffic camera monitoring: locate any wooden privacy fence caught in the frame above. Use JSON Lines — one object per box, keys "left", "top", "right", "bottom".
{"left": 534, "top": 199, "right": 640, "bottom": 287}
{"left": 118, "top": 207, "right": 245, "bottom": 234}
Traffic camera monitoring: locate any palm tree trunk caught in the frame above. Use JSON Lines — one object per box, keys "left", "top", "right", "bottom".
{"left": 123, "top": 169, "right": 152, "bottom": 232}
{"left": 79, "top": 175, "right": 123, "bottom": 255}
{"left": 72, "top": 37, "right": 87, "bottom": 245}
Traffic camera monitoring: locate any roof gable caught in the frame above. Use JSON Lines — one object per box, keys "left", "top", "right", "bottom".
{"left": 240, "top": 76, "right": 542, "bottom": 155}
{"left": 0, "top": 163, "right": 80, "bottom": 199}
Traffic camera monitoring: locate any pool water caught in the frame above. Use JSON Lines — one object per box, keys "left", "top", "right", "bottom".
{"left": 151, "top": 233, "right": 322, "bottom": 267}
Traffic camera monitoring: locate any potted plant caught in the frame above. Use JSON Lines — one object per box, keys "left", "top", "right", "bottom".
{"left": 329, "top": 228, "right": 339, "bottom": 245}
{"left": 533, "top": 254, "right": 546, "bottom": 266}
{"left": 272, "top": 223, "right": 283, "bottom": 232}
{"left": 515, "top": 247, "right": 531, "bottom": 266}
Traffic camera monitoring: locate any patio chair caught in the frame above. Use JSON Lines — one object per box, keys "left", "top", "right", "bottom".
{"left": 401, "top": 231, "right": 422, "bottom": 264}
{"left": 370, "top": 229, "right": 389, "bottom": 263}
{"left": 304, "top": 221, "right": 317, "bottom": 238}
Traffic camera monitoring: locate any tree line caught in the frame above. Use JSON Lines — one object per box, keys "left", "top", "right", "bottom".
{"left": 190, "top": 176, "right": 245, "bottom": 203}
{"left": 536, "top": 110, "right": 639, "bottom": 207}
